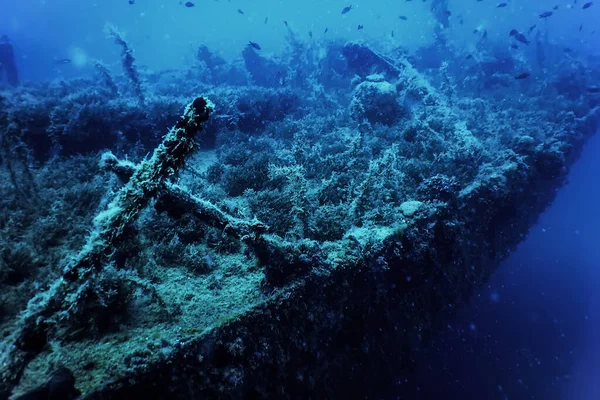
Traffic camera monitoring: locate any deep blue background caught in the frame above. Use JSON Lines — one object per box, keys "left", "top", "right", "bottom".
{"left": 390, "top": 133, "right": 600, "bottom": 400}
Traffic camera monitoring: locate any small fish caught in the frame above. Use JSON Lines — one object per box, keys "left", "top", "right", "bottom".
{"left": 264, "top": 17, "right": 268, "bottom": 24}
{"left": 464, "top": 54, "right": 473, "bottom": 60}
{"left": 248, "top": 41, "right": 261, "bottom": 50}
{"left": 509, "top": 29, "right": 530, "bottom": 45}
{"left": 553, "top": 5, "right": 559, "bottom": 10}
{"left": 237, "top": 9, "right": 244, "bottom": 14}
{"left": 324, "top": 27, "right": 328, "bottom": 33}
{"left": 357, "top": 24, "right": 364, "bottom": 30}
{"left": 308, "top": 31, "right": 313, "bottom": 38}
{"left": 511, "top": 44, "right": 519, "bottom": 49}
{"left": 284, "top": 20, "right": 288, "bottom": 27}
{"left": 497, "top": 3, "right": 508, "bottom": 8}
{"left": 399, "top": 15, "right": 408, "bottom": 20}
{"left": 342, "top": 5, "right": 352, "bottom": 14}
{"left": 514, "top": 72, "right": 531, "bottom": 79}
{"left": 528, "top": 24, "right": 537, "bottom": 34}
{"left": 539, "top": 11, "right": 553, "bottom": 18}
{"left": 128, "top": 0, "right": 135, "bottom": 4}
{"left": 391, "top": 30, "right": 394, "bottom": 37}
{"left": 579, "top": 24, "right": 583, "bottom": 31}
{"left": 582, "top": 2, "right": 593, "bottom": 9}
{"left": 587, "top": 86, "right": 600, "bottom": 93}
{"left": 563, "top": 47, "right": 574, "bottom": 53}
{"left": 184, "top": 1, "right": 195, "bottom": 7}
{"left": 56, "top": 58, "right": 72, "bottom": 64}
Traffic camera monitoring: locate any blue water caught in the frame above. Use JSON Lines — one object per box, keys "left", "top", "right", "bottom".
{"left": 1, "top": 0, "right": 599, "bottom": 398}
{"left": 388, "top": 132, "right": 600, "bottom": 399}
{"left": 2, "top": 0, "right": 599, "bottom": 81}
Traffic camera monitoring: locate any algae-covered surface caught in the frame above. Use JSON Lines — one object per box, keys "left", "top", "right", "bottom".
{"left": 1, "top": 28, "right": 599, "bottom": 399}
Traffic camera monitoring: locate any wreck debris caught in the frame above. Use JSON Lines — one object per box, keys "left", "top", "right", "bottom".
{"left": 0, "top": 97, "right": 213, "bottom": 399}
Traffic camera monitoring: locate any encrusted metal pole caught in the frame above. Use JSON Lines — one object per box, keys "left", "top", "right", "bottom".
{"left": 0, "top": 97, "right": 214, "bottom": 399}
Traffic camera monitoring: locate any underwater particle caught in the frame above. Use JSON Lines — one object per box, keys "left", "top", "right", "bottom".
{"left": 514, "top": 72, "right": 531, "bottom": 79}
{"left": 55, "top": 58, "right": 72, "bottom": 64}
{"left": 341, "top": 5, "right": 352, "bottom": 14}
{"left": 582, "top": 2, "right": 593, "bottom": 9}
{"left": 497, "top": 2, "right": 508, "bottom": 7}
{"left": 489, "top": 290, "right": 500, "bottom": 303}
{"left": 184, "top": 1, "right": 195, "bottom": 7}
{"left": 248, "top": 41, "right": 261, "bottom": 50}
{"left": 539, "top": 11, "right": 553, "bottom": 18}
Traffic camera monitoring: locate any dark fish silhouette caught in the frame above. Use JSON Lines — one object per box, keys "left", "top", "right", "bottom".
{"left": 237, "top": 9, "right": 244, "bottom": 14}
{"left": 509, "top": 29, "right": 530, "bottom": 45}
{"left": 342, "top": 5, "right": 352, "bottom": 14}
{"left": 324, "top": 27, "right": 328, "bottom": 33}
{"left": 539, "top": 11, "right": 553, "bottom": 18}
{"left": 248, "top": 41, "right": 261, "bottom": 50}
{"left": 528, "top": 24, "right": 536, "bottom": 34}
{"left": 579, "top": 24, "right": 583, "bottom": 31}
{"left": 514, "top": 72, "right": 531, "bottom": 79}
{"left": 308, "top": 31, "right": 313, "bottom": 38}
{"left": 587, "top": 86, "right": 600, "bottom": 93}
{"left": 357, "top": 24, "right": 364, "bottom": 30}
{"left": 128, "top": 0, "right": 135, "bottom": 4}
{"left": 399, "top": 15, "right": 408, "bottom": 20}
{"left": 553, "top": 5, "right": 559, "bottom": 10}
{"left": 497, "top": 3, "right": 508, "bottom": 8}
{"left": 582, "top": 2, "right": 593, "bottom": 8}
{"left": 264, "top": 17, "right": 268, "bottom": 24}
{"left": 184, "top": 1, "right": 195, "bottom": 7}
{"left": 55, "top": 58, "right": 72, "bottom": 64}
